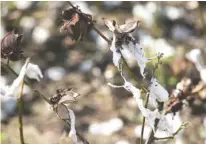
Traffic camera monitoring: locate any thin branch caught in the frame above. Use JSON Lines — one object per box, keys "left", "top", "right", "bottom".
{"left": 146, "top": 102, "right": 164, "bottom": 144}
{"left": 64, "top": 119, "right": 89, "bottom": 144}
{"left": 119, "top": 51, "right": 148, "bottom": 93}
{"left": 18, "top": 81, "right": 25, "bottom": 144}
{"left": 140, "top": 93, "right": 150, "bottom": 144}
{"left": 154, "top": 122, "right": 188, "bottom": 141}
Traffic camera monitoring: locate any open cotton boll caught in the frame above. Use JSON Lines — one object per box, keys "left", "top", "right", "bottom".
{"left": 26, "top": 63, "right": 43, "bottom": 81}
{"left": 122, "top": 41, "right": 149, "bottom": 77}
{"left": 110, "top": 34, "right": 121, "bottom": 69}
{"left": 142, "top": 109, "right": 161, "bottom": 132}
{"left": 156, "top": 113, "right": 182, "bottom": 137}
{"left": 5, "top": 58, "right": 30, "bottom": 97}
{"left": 149, "top": 78, "right": 169, "bottom": 103}
{"left": 148, "top": 94, "right": 158, "bottom": 108}
{"left": 157, "top": 115, "right": 173, "bottom": 135}
{"left": 108, "top": 76, "right": 161, "bottom": 131}
{"left": 68, "top": 108, "right": 78, "bottom": 144}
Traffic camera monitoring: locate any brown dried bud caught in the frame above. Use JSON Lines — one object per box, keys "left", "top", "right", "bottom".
{"left": 1, "top": 30, "right": 23, "bottom": 61}
{"left": 49, "top": 88, "right": 80, "bottom": 105}
{"left": 166, "top": 94, "right": 183, "bottom": 115}
{"left": 60, "top": 7, "right": 93, "bottom": 43}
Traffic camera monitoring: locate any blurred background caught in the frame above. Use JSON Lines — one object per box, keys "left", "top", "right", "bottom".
{"left": 1, "top": 1, "right": 206, "bottom": 144}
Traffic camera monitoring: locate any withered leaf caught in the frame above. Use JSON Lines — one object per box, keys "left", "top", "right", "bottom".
{"left": 59, "top": 90, "right": 80, "bottom": 104}
{"left": 61, "top": 8, "right": 93, "bottom": 42}
{"left": 54, "top": 103, "right": 70, "bottom": 120}
{"left": 103, "top": 18, "right": 116, "bottom": 32}
{"left": 50, "top": 88, "right": 80, "bottom": 105}
{"left": 120, "top": 20, "right": 139, "bottom": 33}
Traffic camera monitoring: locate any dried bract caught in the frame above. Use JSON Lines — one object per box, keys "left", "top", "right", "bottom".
{"left": 50, "top": 88, "right": 80, "bottom": 105}
{"left": 1, "top": 30, "right": 23, "bottom": 61}
{"left": 60, "top": 7, "right": 93, "bottom": 43}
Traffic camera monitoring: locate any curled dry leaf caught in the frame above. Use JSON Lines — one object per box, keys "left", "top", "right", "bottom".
{"left": 119, "top": 20, "right": 139, "bottom": 33}
{"left": 49, "top": 88, "right": 80, "bottom": 105}
{"left": 103, "top": 18, "right": 116, "bottom": 32}
{"left": 60, "top": 7, "right": 93, "bottom": 43}
{"left": 54, "top": 103, "right": 70, "bottom": 120}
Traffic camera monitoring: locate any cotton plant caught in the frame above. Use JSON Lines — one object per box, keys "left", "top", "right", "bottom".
{"left": 49, "top": 88, "right": 80, "bottom": 144}
{"left": 104, "top": 18, "right": 155, "bottom": 77}
{"left": 1, "top": 58, "right": 43, "bottom": 98}
{"left": 103, "top": 17, "right": 187, "bottom": 143}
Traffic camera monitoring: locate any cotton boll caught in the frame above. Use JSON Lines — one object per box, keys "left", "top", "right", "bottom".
{"left": 149, "top": 78, "right": 169, "bottom": 103}
{"left": 122, "top": 42, "right": 149, "bottom": 77}
{"left": 68, "top": 108, "right": 78, "bottom": 144}
{"left": 157, "top": 115, "right": 173, "bottom": 135}
{"left": 156, "top": 113, "right": 182, "bottom": 137}
{"left": 143, "top": 109, "right": 160, "bottom": 131}
{"left": 5, "top": 59, "right": 30, "bottom": 97}
{"left": 110, "top": 34, "right": 121, "bottom": 69}
{"left": 148, "top": 94, "right": 158, "bottom": 108}
{"left": 26, "top": 63, "right": 43, "bottom": 81}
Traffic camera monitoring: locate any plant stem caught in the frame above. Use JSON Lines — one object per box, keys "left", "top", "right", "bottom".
{"left": 18, "top": 81, "right": 25, "bottom": 144}
{"left": 64, "top": 119, "right": 89, "bottom": 144}
{"left": 119, "top": 51, "right": 148, "bottom": 93}
{"left": 154, "top": 122, "right": 187, "bottom": 141}
{"left": 140, "top": 93, "right": 150, "bottom": 144}
{"left": 146, "top": 102, "right": 164, "bottom": 144}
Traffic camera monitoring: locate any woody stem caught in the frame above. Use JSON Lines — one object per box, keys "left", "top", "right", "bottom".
{"left": 18, "top": 81, "right": 25, "bottom": 144}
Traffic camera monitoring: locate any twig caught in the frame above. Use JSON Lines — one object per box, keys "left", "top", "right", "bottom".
{"left": 154, "top": 122, "right": 188, "bottom": 141}
{"left": 146, "top": 102, "right": 164, "bottom": 144}
{"left": 140, "top": 93, "right": 150, "bottom": 144}
{"left": 139, "top": 53, "right": 164, "bottom": 143}
{"left": 18, "top": 81, "right": 25, "bottom": 144}
{"left": 64, "top": 119, "right": 89, "bottom": 144}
